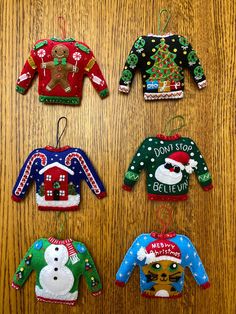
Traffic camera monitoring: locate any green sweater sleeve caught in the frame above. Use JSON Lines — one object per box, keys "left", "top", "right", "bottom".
{"left": 81, "top": 244, "right": 102, "bottom": 296}
{"left": 123, "top": 139, "right": 149, "bottom": 190}
{"left": 12, "top": 241, "right": 37, "bottom": 289}
{"left": 119, "top": 36, "right": 144, "bottom": 93}
{"left": 190, "top": 140, "right": 213, "bottom": 190}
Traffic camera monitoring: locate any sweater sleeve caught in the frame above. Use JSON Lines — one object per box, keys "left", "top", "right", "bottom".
{"left": 16, "top": 43, "right": 40, "bottom": 94}
{"left": 69, "top": 149, "right": 106, "bottom": 199}
{"left": 118, "top": 36, "right": 144, "bottom": 94}
{"left": 115, "top": 236, "right": 141, "bottom": 286}
{"left": 81, "top": 43, "right": 109, "bottom": 98}
{"left": 190, "top": 140, "right": 213, "bottom": 191}
{"left": 182, "top": 236, "right": 210, "bottom": 288}
{"left": 11, "top": 241, "right": 36, "bottom": 290}
{"left": 123, "top": 139, "right": 148, "bottom": 191}
{"left": 12, "top": 149, "right": 47, "bottom": 201}
{"left": 79, "top": 243, "right": 102, "bottom": 296}
{"left": 180, "top": 36, "right": 207, "bottom": 89}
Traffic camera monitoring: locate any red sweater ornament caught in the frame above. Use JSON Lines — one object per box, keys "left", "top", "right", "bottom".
{"left": 16, "top": 38, "right": 109, "bottom": 105}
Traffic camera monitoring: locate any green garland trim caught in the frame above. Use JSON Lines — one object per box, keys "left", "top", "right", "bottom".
{"left": 39, "top": 95, "right": 80, "bottom": 105}
{"left": 125, "top": 171, "right": 140, "bottom": 182}
{"left": 75, "top": 43, "right": 90, "bottom": 53}
{"left": 198, "top": 172, "right": 211, "bottom": 183}
{"left": 34, "top": 40, "right": 48, "bottom": 50}
{"left": 99, "top": 88, "right": 109, "bottom": 98}
{"left": 50, "top": 37, "right": 75, "bottom": 42}
{"left": 16, "top": 85, "right": 26, "bottom": 94}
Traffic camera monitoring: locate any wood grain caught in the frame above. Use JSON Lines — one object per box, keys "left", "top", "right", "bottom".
{"left": 0, "top": 0, "right": 235, "bottom": 313}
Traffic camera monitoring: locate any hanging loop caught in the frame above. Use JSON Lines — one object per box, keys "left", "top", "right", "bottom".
{"left": 58, "top": 16, "right": 67, "bottom": 39}
{"left": 163, "top": 115, "right": 186, "bottom": 136}
{"left": 157, "top": 206, "right": 173, "bottom": 234}
{"left": 158, "top": 9, "right": 171, "bottom": 34}
{"left": 56, "top": 116, "right": 68, "bottom": 148}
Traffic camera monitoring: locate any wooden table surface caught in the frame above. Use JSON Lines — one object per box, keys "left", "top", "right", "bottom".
{"left": 0, "top": 0, "right": 235, "bottom": 313}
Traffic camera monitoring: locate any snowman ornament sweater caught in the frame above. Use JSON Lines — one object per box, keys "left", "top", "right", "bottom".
{"left": 119, "top": 33, "right": 206, "bottom": 100}
{"left": 12, "top": 146, "right": 106, "bottom": 211}
{"left": 123, "top": 134, "right": 213, "bottom": 201}
{"left": 16, "top": 38, "right": 109, "bottom": 105}
{"left": 12, "top": 238, "right": 102, "bottom": 305}
{"left": 116, "top": 232, "right": 210, "bottom": 298}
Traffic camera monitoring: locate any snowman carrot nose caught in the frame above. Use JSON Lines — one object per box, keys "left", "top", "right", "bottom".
{"left": 169, "top": 167, "right": 174, "bottom": 172}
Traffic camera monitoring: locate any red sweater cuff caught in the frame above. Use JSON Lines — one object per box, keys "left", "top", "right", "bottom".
{"left": 122, "top": 184, "right": 132, "bottom": 192}
{"left": 11, "top": 282, "right": 20, "bottom": 290}
{"left": 12, "top": 195, "right": 23, "bottom": 202}
{"left": 200, "top": 282, "right": 210, "bottom": 289}
{"left": 202, "top": 183, "right": 213, "bottom": 191}
{"left": 96, "top": 191, "right": 107, "bottom": 199}
{"left": 115, "top": 280, "right": 125, "bottom": 287}
{"left": 91, "top": 290, "right": 102, "bottom": 297}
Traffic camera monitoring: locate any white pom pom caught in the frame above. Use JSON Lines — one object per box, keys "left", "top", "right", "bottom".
{"left": 137, "top": 247, "right": 147, "bottom": 261}
{"left": 189, "top": 159, "right": 198, "bottom": 168}
{"left": 185, "top": 159, "right": 198, "bottom": 173}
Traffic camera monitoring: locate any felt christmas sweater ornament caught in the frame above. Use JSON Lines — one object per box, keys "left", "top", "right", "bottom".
{"left": 119, "top": 33, "right": 207, "bottom": 100}
{"left": 115, "top": 232, "right": 210, "bottom": 298}
{"left": 12, "top": 237, "right": 102, "bottom": 305}
{"left": 12, "top": 146, "right": 106, "bottom": 211}
{"left": 123, "top": 134, "right": 213, "bottom": 201}
{"left": 16, "top": 38, "right": 109, "bottom": 104}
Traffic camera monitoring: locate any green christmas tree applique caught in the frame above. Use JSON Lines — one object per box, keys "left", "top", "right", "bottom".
{"left": 146, "top": 38, "right": 183, "bottom": 90}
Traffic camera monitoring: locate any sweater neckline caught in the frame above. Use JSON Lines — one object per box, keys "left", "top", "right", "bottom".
{"left": 50, "top": 37, "right": 75, "bottom": 42}
{"left": 147, "top": 32, "right": 174, "bottom": 38}
{"left": 48, "top": 237, "right": 73, "bottom": 244}
{"left": 156, "top": 134, "right": 181, "bottom": 141}
{"left": 45, "top": 145, "right": 71, "bottom": 152}
{"left": 150, "top": 231, "right": 176, "bottom": 239}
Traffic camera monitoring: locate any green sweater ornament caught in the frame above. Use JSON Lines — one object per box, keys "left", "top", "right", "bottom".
{"left": 11, "top": 237, "right": 102, "bottom": 305}
{"left": 123, "top": 134, "right": 213, "bottom": 201}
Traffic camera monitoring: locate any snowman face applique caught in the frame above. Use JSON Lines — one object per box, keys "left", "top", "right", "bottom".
{"left": 155, "top": 162, "right": 183, "bottom": 185}
{"left": 39, "top": 244, "right": 74, "bottom": 296}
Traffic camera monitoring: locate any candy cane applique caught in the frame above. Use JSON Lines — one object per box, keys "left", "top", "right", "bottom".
{"left": 14, "top": 153, "right": 47, "bottom": 196}
{"left": 65, "top": 152, "right": 101, "bottom": 194}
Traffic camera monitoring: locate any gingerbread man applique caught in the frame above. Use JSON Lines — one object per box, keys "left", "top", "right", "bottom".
{"left": 41, "top": 44, "right": 78, "bottom": 93}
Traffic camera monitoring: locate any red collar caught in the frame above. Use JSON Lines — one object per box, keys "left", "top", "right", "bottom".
{"left": 45, "top": 145, "right": 71, "bottom": 152}
{"left": 156, "top": 134, "right": 181, "bottom": 141}
{"left": 48, "top": 237, "right": 73, "bottom": 244}
{"left": 150, "top": 231, "right": 176, "bottom": 239}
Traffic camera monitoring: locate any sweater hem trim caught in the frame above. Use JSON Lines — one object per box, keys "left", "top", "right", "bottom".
{"left": 198, "top": 80, "right": 207, "bottom": 89}
{"left": 148, "top": 193, "right": 188, "bottom": 201}
{"left": 144, "top": 91, "right": 183, "bottom": 100}
{"left": 38, "top": 205, "right": 79, "bottom": 211}
{"left": 12, "top": 195, "right": 23, "bottom": 202}
{"left": 11, "top": 282, "right": 20, "bottom": 290}
{"left": 141, "top": 292, "right": 182, "bottom": 299}
{"left": 119, "top": 85, "right": 130, "bottom": 93}
{"left": 39, "top": 95, "right": 81, "bottom": 105}
{"left": 37, "top": 296, "right": 76, "bottom": 306}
